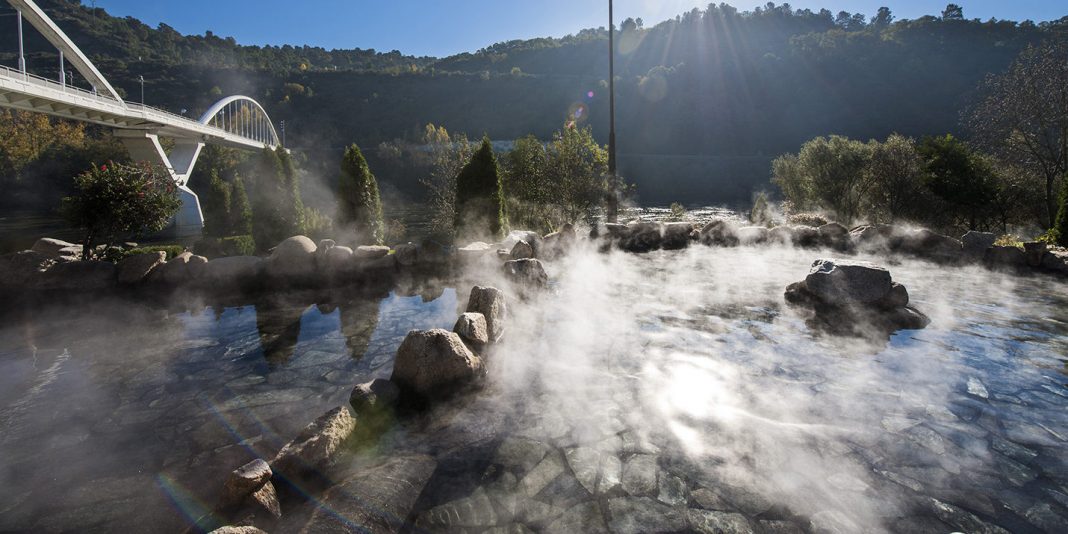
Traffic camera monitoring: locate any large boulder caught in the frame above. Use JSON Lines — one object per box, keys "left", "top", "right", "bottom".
{"left": 354, "top": 245, "right": 390, "bottom": 260}
{"left": 504, "top": 231, "right": 543, "bottom": 258}
{"left": 272, "top": 406, "right": 357, "bottom": 479}
{"left": 662, "top": 222, "right": 695, "bottom": 250}
{"left": 804, "top": 259, "right": 893, "bottom": 306}
{"left": 467, "top": 286, "right": 506, "bottom": 342}
{"left": 265, "top": 236, "right": 317, "bottom": 280}
{"left": 737, "top": 226, "right": 769, "bottom": 246}
{"left": 393, "top": 243, "right": 419, "bottom": 266}
{"left": 323, "top": 245, "right": 354, "bottom": 274}
{"left": 984, "top": 246, "right": 1027, "bottom": 271}
{"left": 622, "top": 221, "right": 662, "bottom": 252}
{"left": 543, "top": 223, "right": 578, "bottom": 258}
{"left": 116, "top": 251, "right": 167, "bottom": 285}
{"left": 457, "top": 242, "right": 494, "bottom": 264}
{"left": 510, "top": 240, "right": 534, "bottom": 260}
{"left": 961, "top": 231, "right": 996, "bottom": 260}
{"left": 201, "top": 256, "right": 264, "bottom": 287}
{"left": 785, "top": 258, "right": 929, "bottom": 336}
{"left": 1040, "top": 250, "right": 1068, "bottom": 275}
{"left": 699, "top": 219, "right": 739, "bottom": 247}
{"left": 390, "top": 329, "right": 485, "bottom": 400}
{"left": 0, "top": 250, "right": 54, "bottom": 290}
{"left": 503, "top": 258, "right": 549, "bottom": 286}
{"left": 898, "top": 229, "right": 962, "bottom": 263}
{"left": 454, "top": 312, "right": 489, "bottom": 348}
{"left": 1023, "top": 241, "right": 1047, "bottom": 268}
{"left": 31, "top": 238, "right": 79, "bottom": 258}
{"left": 349, "top": 378, "right": 400, "bottom": 415}
{"left": 36, "top": 261, "right": 116, "bottom": 291}
{"left": 818, "top": 222, "right": 850, "bottom": 250}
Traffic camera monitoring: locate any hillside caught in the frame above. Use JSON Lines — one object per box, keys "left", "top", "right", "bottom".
{"left": 3, "top": 1, "right": 1068, "bottom": 204}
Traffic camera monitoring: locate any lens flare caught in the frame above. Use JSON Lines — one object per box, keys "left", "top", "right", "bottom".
{"left": 587, "top": 90, "right": 595, "bottom": 98}
{"left": 566, "top": 102, "right": 588, "bottom": 126}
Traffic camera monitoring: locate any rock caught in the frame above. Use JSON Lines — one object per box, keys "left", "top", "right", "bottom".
{"left": 1040, "top": 250, "right": 1068, "bottom": 274}
{"left": 962, "top": 231, "right": 996, "bottom": 259}
{"left": 700, "top": 219, "right": 739, "bottom": 247}
{"left": 769, "top": 225, "right": 817, "bottom": 247}
{"left": 600, "top": 223, "right": 629, "bottom": 239}
{"left": 0, "top": 250, "right": 54, "bottom": 289}
{"left": 804, "top": 259, "right": 892, "bottom": 306}
{"left": 266, "top": 236, "right": 317, "bottom": 280}
{"left": 543, "top": 226, "right": 578, "bottom": 258}
{"left": 116, "top": 251, "right": 167, "bottom": 285}
{"left": 736, "top": 226, "right": 769, "bottom": 245}
{"left": 36, "top": 260, "right": 116, "bottom": 291}
{"left": 504, "top": 231, "right": 543, "bottom": 257}
{"left": 621, "top": 454, "right": 659, "bottom": 496}
{"left": 349, "top": 378, "right": 400, "bottom": 414}
{"left": 202, "top": 256, "right": 264, "bottom": 287}
{"left": 454, "top": 312, "right": 490, "bottom": 348}
{"left": 315, "top": 239, "right": 336, "bottom": 264}
{"left": 607, "top": 497, "right": 689, "bottom": 534}
{"left": 457, "top": 242, "right": 494, "bottom": 263}
{"left": 545, "top": 501, "right": 609, "bottom": 534}
{"left": 657, "top": 474, "right": 688, "bottom": 506}
{"left": 31, "top": 238, "right": 79, "bottom": 257}
{"left": 881, "top": 282, "right": 910, "bottom": 310}
{"left": 511, "top": 240, "right": 534, "bottom": 260}
{"left": 390, "top": 329, "right": 484, "bottom": 399}
{"left": 687, "top": 509, "right": 753, "bottom": 534}
{"left": 662, "top": 222, "right": 695, "bottom": 250}
{"left": 984, "top": 246, "right": 1027, "bottom": 271}
{"left": 238, "top": 480, "right": 281, "bottom": 522}
{"left": 416, "top": 487, "right": 499, "bottom": 530}
{"left": 151, "top": 251, "right": 195, "bottom": 285}
{"left": 503, "top": 258, "right": 548, "bottom": 286}
{"left": 467, "top": 286, "right": 506, "bottom": 342}
{"left": 622, "top": 221, "right": 662, "bottom": 252}
{"left": 272, "top": 406, "right": 356, "bottom": 479}
{"left": 223, "top": 459, "right": 272, "bottom": 505}
{"left": 323, "top": 245, "right": 354, "bottom": 273}
{"left": 899, "top": 229, "right": 962, "bottom": 262}
{"left": 1023, "top": 241, "right": 1047, "bottom": 267}
{"left": 300, "top": 455, "right": 436, "bottom": 534}
{"left": 209, "top": 527, "right": 267, "bottom": 534}
{"left": 393, "top": 243, "right": 419, "bottom": 266}
{"left": 818, "top": 222, "right": 850, "bottom": 249}
{"left": 354, "top": 245, "right": 390, "bottom": 260}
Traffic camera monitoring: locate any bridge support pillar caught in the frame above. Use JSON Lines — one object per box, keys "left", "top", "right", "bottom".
{"left": 114, "top": 131, "right": 206, "bottom": 239}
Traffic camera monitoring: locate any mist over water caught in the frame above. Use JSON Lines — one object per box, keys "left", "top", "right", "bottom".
{"left": 0, "top": 242, "right": 1066, "bottom": 532}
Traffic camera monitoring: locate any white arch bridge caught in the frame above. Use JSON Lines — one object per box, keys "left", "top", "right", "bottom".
{"left": 0, "top": 0, "right": 284, "bottom": 237}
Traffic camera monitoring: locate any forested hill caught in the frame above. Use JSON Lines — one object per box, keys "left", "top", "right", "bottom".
{"left": 6, "top": 1, "right": 1068, "bottom": 204}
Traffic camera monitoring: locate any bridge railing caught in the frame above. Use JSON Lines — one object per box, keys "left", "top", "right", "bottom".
{"left": 1, "top": 63, "right": 274, "bottom": 147}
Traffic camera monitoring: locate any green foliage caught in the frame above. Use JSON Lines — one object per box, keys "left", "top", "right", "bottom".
{"left": 123, "top": 245, "right": 186, "bottom": 261}
{"left": 384, "top": 219, "right": 407, "bottom": 244}
{"left": 229, "top": 175, "right": 254, "bottom": 236}
{"left": 201, "top": 170, "right": 232, "bottom": 237}
{"left": 193, "top": 235, "right": 256, "bottom": 258}
{"left": 917, "top": 135, "right": 998, "bottom": 230}
{"left": 545, "top": 126, "right": 611, "bottom": 224}
{"left": 61, "top": 161, "right": 181, "bottom": 260}
{"left": 866, "top": 134, "right": 926, "bottom": 222}
{"left": 1053, "top": 182, "right": 1068, "bottom": 247}
{"left": 749, "top": 193, "right": 771, "bottom": 226}
{"left": 303, "top": 207, "right": 333, "bottom": 241}
{"left": 246, "top": 147, "right": 305, "bottom": 251}
{"left": 337, "top": 144, "right": 384, "bottom": 245}
{"left": 455, "top": 137, "right": 506, "bottom": 239}
{"left": 772, "top": 136, "right": 871, "bottom": 224}
{"left": 669, "top": 202, "right": 687, "bottom": 222}
{"left": 502, "top": 135, "right": 554, "bottom": 232}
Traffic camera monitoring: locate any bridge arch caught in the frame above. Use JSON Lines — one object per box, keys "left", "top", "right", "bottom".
{"left": 199, "top": 95, "right": 281, "bottom": 148}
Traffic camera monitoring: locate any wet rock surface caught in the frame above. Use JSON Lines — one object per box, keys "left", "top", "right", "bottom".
{"left": 390, "top": 329, "right": 485, "bottom": 400}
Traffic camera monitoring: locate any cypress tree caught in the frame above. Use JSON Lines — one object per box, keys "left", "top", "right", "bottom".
{"left": 338, "top": 144, "right": 384, "bottom": 245}
{"left": 455, "top": 136, "right": 506, "bottom": 238}
{"left": 201, "top": 169, "right": 232, "bottom": 237}
{"left": 249, "top": 147, "right": 301, "bottom": 250}
{"left": 1054, "top": 181, "right": 1068, "bottom": 247}
{"left": 230, "top": 173, "right": 253, "bottom": 236}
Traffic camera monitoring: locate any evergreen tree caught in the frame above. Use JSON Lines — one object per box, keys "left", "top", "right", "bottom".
{"left": 1054, "top": 181, "right": 1068, "bottom": 248}
{"left": 248, "top": 147, "right": 303, "bottom": 250}
{"left": 230, "top": 173, "right": 253, "bottom": 236}
{"left": 201, "top": 169, "right": 232, "bottom": 237}
{"left": 337, "top": 144, "right": 384, "bottom": 245}
{"left": 454, "top": 137, "right": 506, "bottom": 239}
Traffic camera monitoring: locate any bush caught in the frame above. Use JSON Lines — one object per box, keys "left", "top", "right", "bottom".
{"left": 1053, "top": 182, "right": 1068, "bottom": 247}
{"left": 61, "top": 161, "right": 181, "bottom": 260}
{"left": 193, "top": 235, "right": 256, "bottom": 258}
{"left": 455, "top": 137, "right": 506, "bottom": 239}
{"left": 122, "top": 245, "right": 186, "bottom": 260}
{"left": 337, "top": 144, "right": 384, "bottom": 245}
{"left": 669, "top": 202, "right": 687, "bottom": 222}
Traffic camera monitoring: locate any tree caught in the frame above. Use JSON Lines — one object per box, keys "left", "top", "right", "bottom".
{"left": 201, "top": 169, "right": 232, "bottom": 237}
{"left": 337, "top": 144, "right": 384, "bottom": 245}
{"left": 867, "top": 134, "right": 925, "bottom": 222}
{"left": 455, "top": 137, "right": 506, "bottom": 239}
{"left": 1053, "top": 181, "right": 1068, "bottom": 247}
{"left": 917, "top": 135, "right": 997, "bottom": 230}
{"left": 969, "top": 40, "right": 1068, "bottom": 229}
{"left": 545, "top": 126, "right": 610, "bottom": 223}
{"left": 247, "top": 147, "right": 304, "bottom": 250}
{"left": 230, "top": 174, "right": 253, "bottom": 236}
{"left": 61, "top": 161, "right": 181, "bottom": 260}
{"left": 502, "top": 135, "right": 553, "bottom": 231}
{"left": 941, "top": 4, "right": 964, "bottom": 21}
{"left": 420, "top": 123, "right": 472, "bottom": 239}
{"left": 793, "top": 136, "right": 872, "bottom": 224}
{"left": 872, "top": 7, "right": 894, "bottom": 28}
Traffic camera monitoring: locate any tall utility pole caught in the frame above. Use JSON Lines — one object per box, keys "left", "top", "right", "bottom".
{"left": 17, "top": 8, "right": 25, "bottom": 73}
{"left": 607, "top": 0, "right": 619, "bottom": 222}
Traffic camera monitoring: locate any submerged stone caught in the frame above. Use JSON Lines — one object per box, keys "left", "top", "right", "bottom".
{"left": 621, "top": 454, "right": 659, "bottom": 496}
{"left": 687, "top": 509, "right": 753, "bottom": 534}
{"left": 272, "top": 406, "right": 356, "bottom": 479}
{"left": 607, "top": 497, "right": 689, "bottom": 533}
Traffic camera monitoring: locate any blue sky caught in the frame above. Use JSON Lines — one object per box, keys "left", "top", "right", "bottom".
{"left": 89, "top": 1, "right": 1066, "bottom": 57}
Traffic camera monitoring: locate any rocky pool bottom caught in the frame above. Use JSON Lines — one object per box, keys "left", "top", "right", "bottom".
{"left": 0, "top": 245, "right": 1066, "bottom": 533}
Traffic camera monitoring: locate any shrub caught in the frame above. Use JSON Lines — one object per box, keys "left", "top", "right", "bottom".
{"left": 61, "top": 161, "right": 181, "bottom": 260}
{"left": 193, "top": 235, "right": 256, "bottom": 258}
{"left": 669, "top": 202, "right": 687, "bottom": 222}
{"left": 123, "top": 245, "right": 186, "bottom": 260}
{"left": 455, "top": 137, "right": 506, "bottom": 239}
{"left": 1053, "top": 181, "right": 1068, "bottom": 247}
{"left": 337, "top": 144, "right": 384, "bottom": 245}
